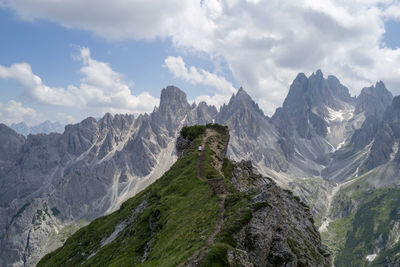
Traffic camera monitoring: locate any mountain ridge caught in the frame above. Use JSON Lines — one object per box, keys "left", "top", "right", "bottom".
{"left": 10, "top": 120, "right": 65, "bottom": 136}
{"left": 37, "top": 124, "right": 330, "bottom": 266}
{"left": 1, "top": 70, "right": 399, "bottom": 266}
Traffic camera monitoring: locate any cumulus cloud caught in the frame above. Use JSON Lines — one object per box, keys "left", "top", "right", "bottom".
{"left": 2, "top": 0, "right": 400, "bottom": 114}
{"left": 0, "top": 100, "right": 38, "bottom": 125}
{"left": 0, "top": 0, "right": 214, "bottom": 46}
{"left": 0, "top": 47, "right": 159, "bottom": 116}
{"left": 164, "top": 56, "right": 236, "bottom": 107}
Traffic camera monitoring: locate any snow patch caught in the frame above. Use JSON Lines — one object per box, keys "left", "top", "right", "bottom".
{"left": 366, "top": 253, "right": 377, "bottom": 262}
{"left": 336, "top": 140, "right": 346, "bottom": 151}
{"left": 319, "top": 218, "right": 331, "bottom": 232}
{"left": 324, "top": 105, "right": 357, "bottom": 151}
{"left": 326, "top": 107, "right": 348, "bottom": 122}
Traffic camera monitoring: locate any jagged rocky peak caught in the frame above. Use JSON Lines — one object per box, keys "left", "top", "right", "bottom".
{"left": 355, "top": 81, "right": 393, "bottom": 118}
{"left": 326, "top": 74, "right": 353, "bottom": 103}
{"left": 158, "top": 85, "right": 191, "bottom": 114}
{"left": 154, "top": 86, "right": 191, "bottom": 133}
{"left": 186, "top": 101, "right": 218, "bottom": 125}
{"left": 217, "top": 87, "right": 267, "bottom": 138}
{"left": 361, "top": 95, "right": 400, "bottom": 171}
{"left": 235, "top": 86, "right": 255, "bottom": 102}
{"left": 219, "top": 87, "right": 265, "bottom": 119}
{"left": 197, "top": 100, "right": 218, "bottom": 113}
{"left": 283, "top": 69, "right": 352, "bottom": 112}
{"left": 62, "top": 117, "right": 99, "bottom": 156}
{"left": 98, "top": 113, "right": 135, "bottom": 130}
{"left": 272, "top": 70, "right": 355, "bottom": 139}
{"left": 280, "top": 72, "right": 308, "bottom": 111}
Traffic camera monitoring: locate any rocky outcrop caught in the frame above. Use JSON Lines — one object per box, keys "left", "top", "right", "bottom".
{"left": 384, "top": 256, "right": 400, "bottom": 267}
{"left": 362, "top": 95, "right": 400, "bottom": 171}
{"left": 355, "top": 81, "right": 393, "bottom": 119}
{"left": 230, "top": 160, "right": 331, "bottom": 266}
{"left": 0, "top": 124, "right": 25, "bottom": 162}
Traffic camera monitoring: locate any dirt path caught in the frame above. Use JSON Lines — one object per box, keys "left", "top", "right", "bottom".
{"left": 184, "top": 129, "right": 227, "bottom": 267}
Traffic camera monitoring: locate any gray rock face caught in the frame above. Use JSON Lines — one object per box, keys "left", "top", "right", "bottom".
{"left": 384, "top": 256, "right": 400, "bottom": 267}
{"left": 265, "top": 71, "right": 360, "bottom": 183}
{"left": 216, "top": 88, "right": 288, "bottom": 173}
{"left": 0, "top": 124, "right": 25, "bottom": 162}
{"left": 361, "top": 95, "right": 400, "bottom": 171}
{"left": 355, "top": 81, "right": 393, "bottom": 119}
{"left": 272, "top": 70, "right": 354, "bottom": 141}
{"left": 231, "top": 160, "right": 331, "bottom": 266}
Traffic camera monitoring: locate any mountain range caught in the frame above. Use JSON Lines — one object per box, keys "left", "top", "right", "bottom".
{"left": 37, "top": 124, "right": 330, "bottom": 266}
{"left": 0, "top": 70, "right": 399, "bottom": 266}
{"left": 10, "top": 121, "right": 65, "bottom": 136}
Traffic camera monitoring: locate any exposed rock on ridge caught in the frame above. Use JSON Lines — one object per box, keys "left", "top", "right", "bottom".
{"left": 230, "top": 160, "right": 331, "bottom": 266}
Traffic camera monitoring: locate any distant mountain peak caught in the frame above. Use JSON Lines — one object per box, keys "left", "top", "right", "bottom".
{"left": 159, "top": 85, "right": 190, "bottom": 113}
{"left": 224, "top": 87, "right": 264, "bottom": 116}
{"left": 237, "top": 86, "right": 245, "bottom": 93}
{"left": 313, "top": 69, "right": 323, "bottom": 78}
{"left": 375, "top": 80, "right": 386, "bottom": 88}
{"left": 233, "top": 86, "right": 252, "bottom": 101}
{"left": 355, "top": 81, "right": 393, "bottom": 118}
{"left": 10, "top": 120, "right": 64, "bottom": 136}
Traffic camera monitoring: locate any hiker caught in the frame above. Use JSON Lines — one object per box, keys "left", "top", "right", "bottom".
{"left": 198, "top": 145, "right": 202, "bottom": 152}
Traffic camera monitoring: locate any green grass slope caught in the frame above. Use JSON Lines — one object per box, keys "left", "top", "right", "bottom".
{"left": 38, "top": 131, "right": 221, "bottom": 267}
{"left": 322, "top": 175, "right": 400, "bottom": 266}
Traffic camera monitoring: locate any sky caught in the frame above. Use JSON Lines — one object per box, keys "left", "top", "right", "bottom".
{"left": 0, "top": 0, "right": 400, "bottom": 126}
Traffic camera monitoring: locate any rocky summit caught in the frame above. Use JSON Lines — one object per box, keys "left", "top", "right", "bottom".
{"left": 37, "top": 125, "right": 330, "bottom": 266}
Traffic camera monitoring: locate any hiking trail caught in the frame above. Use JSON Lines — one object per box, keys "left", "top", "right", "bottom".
{"left": 184, "top": 129, "right": 227, "bottom": 267}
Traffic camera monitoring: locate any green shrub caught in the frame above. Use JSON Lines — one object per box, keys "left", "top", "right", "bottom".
{"left": 180, "top": 125, "right": 206, "bottom": 141}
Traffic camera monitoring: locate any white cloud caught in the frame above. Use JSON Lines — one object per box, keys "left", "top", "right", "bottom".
{"left": 56, "top": 113, "right": 78, "bottom": 125}
{"left": 2, "top": 0, "right": 400, "bottom": 114}
{"left": 164, "top": 56, "right": 236, "bottom": 107}
{"left": 0, "top": 47, "right": 159, "bottom": 116}
{"left": 0, "top": 100, "right": 38, "bottom": 125}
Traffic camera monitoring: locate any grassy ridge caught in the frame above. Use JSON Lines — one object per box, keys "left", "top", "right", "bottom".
{"left": 38, "top": 135, "right": 220, "bottom": 267}
{"left": 38, "top": 124, "right": 326, "bottom": 266}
